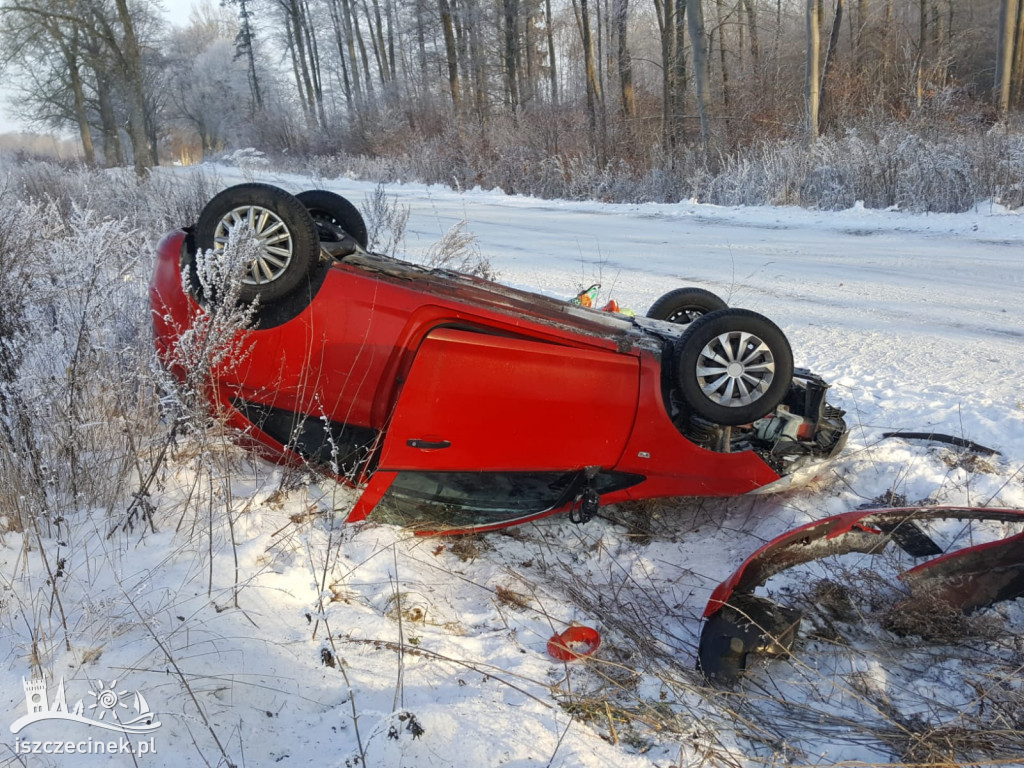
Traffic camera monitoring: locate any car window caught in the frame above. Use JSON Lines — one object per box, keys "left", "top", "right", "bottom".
{"left": 370, "top": 470, "right": 642, "bottom": 532}
{"left": 232, "top": 399, "right": 377, "bottom": 478}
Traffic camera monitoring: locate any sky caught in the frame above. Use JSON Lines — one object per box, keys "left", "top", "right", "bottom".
{"left": 0, "top": 0, "right": 200, "bottom": 134}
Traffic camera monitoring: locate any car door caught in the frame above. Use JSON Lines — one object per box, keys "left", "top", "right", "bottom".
{"left": 367, "top": 326, "right": 641, "bottom": 530}
{"left": 380, "top": 326, "right": 639, "bottom": 470}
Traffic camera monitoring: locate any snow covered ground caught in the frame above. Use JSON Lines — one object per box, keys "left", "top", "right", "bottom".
{"left": 2, "top": 169, "right": 1023, "bottom": 766}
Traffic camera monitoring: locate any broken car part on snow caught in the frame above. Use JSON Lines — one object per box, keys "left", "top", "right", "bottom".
{"left": 698, "top": 506, "right": 1024, "bottom": 684}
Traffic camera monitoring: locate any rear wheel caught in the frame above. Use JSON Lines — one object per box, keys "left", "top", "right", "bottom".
{"left": 194, "top": 183, "right": 318, "bottom": 304}
{"left": 295, "top": 189, "right": 368, "bottom": 249}
{"left": 647, "top": 287, "right": 728, "bottom": 326}
{"left": 676, "top": 308, "right": 793, "bottom": 426}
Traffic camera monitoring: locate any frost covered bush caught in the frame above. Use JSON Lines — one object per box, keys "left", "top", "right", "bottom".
{"left": 0, "top": 161, "right": 229, "bottom": 536}
{"left": 160, "top": 233, "right": 260, "bottom": 422}
{"left": 291, "top": 115, "right": 1024, "bottom": 213}
{"left": 362, "top": 182, "right": 410, "bottom": 256}
{"left": 227, "top": 147, "right": 271, "bottom": 181}
{"left": 978, "top": 129, "right": 1024, "bottom": 209}
{"left": 422, "top": 220, "right": 493, "bottom": 280}
{"left": 2, "top": 159, "right": 219, "bottom": 230}
{"left": 0, "top": 196, "right": 161, "bottom": 534}
{"left": 679, "top": 125, "right": 986, "bottom": 212}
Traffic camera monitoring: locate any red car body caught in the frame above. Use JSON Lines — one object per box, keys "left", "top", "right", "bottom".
{"left": 150, "top": 227, "right": 845, "bottom": 533}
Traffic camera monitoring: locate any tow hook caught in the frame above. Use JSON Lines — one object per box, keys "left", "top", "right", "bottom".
{"left": 569, "top": 467, "right": 601, "bottom": 524}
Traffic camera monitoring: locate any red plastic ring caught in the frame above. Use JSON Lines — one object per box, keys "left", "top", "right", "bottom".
{"left": 546, "top": 625, "right": 601, "bottom": 661}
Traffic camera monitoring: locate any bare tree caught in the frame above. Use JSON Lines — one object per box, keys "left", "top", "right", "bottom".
{"left": 712, "top": 0, "right": 732, "bottom": 126}
{"left": 224, "top": 0, "right": 263, "bottom": 111}
{"left": 1, "top": 0, "right": 160, "bottom": 171}
{"left": 613, "top": 0, "right": 633, "bottom": 118}
{"left": 819, "top": 0, "right": 844, "bottom": 127}
{"left": 110, "top": 0, "right": 155, "bottom": 170}
{"left": 655, "top": 0, "right": 685, "bottom": 156}
{"left": 743, "top": 0, "right": 760, "bottom": 69}
{"left": 572, "top": 0, "right": 606, "bottom": 157}
{"left": 274, "top": 0, "right": 322, "bottom": 128}
{"left": 687, "top": 0, "right": 709, "bottom": 144}
{"left": 997, "top": 0, "right": 1018, "bottom": 113}
{"left": 806, "top": 0, "right": 822, "bottom": 140}
{"left": 544, "top": 0, "right": 558, "bottom": 105}
{"left": 439, "top": 0, "right": 461, "bottom": 112}
{"left": 0, "top": 5, "right": 97, "bottom": 163}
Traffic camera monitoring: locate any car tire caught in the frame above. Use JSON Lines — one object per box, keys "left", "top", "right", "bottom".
{"left": 296, "top": 189, "right": 368, "bottom": 248}
{"left": 194, "top": 183, "right": 319, "bottom": 304}
{"left": 647, "top": 287, "right": 728, "bottom": 325}
{"left": 676, "top": 308, "right": 793, "bottom": 426}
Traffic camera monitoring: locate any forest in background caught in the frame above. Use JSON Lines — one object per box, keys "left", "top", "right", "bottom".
{"left": 2, "top": 0, "right": 1024, "bottom": 211}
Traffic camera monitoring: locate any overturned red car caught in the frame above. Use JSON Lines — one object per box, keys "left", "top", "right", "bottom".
{"left": 149, "top": 183, "right": 848, "bottom": 533}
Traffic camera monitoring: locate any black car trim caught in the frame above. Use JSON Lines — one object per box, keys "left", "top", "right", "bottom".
{"left": 370, "top": 469, "right": 644, "bottom": 532}
{"left": 231, "top": 398, "right": 378, "bottom": 478}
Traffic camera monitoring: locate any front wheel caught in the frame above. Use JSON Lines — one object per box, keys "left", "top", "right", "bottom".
{"left": 194, "top": 183, "right": 319, "bottom": 304}
{"left": 647, "top": 287, "right": 728, "bottom": 326}
{"left": 675, "top": 308, "right": 793, "bottom": 426}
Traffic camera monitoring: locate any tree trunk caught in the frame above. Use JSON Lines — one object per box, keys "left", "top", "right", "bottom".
{"left": 239, "top": 0, "right": 264, "bottom": 110}
{"left": 341, "top": 0, "right": 367, "bottom": 102}
{"left": 453, "top": 0, "right": 472, "bottom": 112}
{"left": 464, "top": 0, "right": 488, "bottom": 121}
{"left": 687, "top": 0, "right": 709, "bottom": 145}
{"left": 545, "top": 0, "right": 558, "bottom": 104}
{"left": 523, "top": 0, "right": 535, "bottom": 104}
{"left": 819, "top": 0, "right": 844, "bottom": 128}
{"left": 882, "top": 0, "right": 893, "bottom": 92}
{"left": 52, "top": 24, "right": 95, "bottom": 165}
{"left": 575, "top": 0, "right": 606, "bottom": 159}
{"left": 916, "top": 0, "right": 926, "bottom": 108}
{"left": 301, "top": 0, "right": 327, "bottom": 126}
{"left": 806, "top": 0, "right": 821, "bottom": 141}
{"left": 595, "top": 0, "right": 605, "bottom": 117}
{"left": 357, "top": 0, "right": 386, "bottom": 86}
{"left": 673, "top": 0, "right": 686, "bottom": 134}
{"left": 501, "top": 0, "right": 520, "bottom": 109}
{"left": 614, "top": 0, "right": 634, "bottom": 117}
{"left": 656, "top": 0, "right": 673, "bottom": 153}
{"left": 413, "top": 0, "right": 428, "bottom": 90}
{"left": 346, "top": 0, "right": 375, "bottom": 100}
{"left": 743, "top": 0, "right": 760, "bottom": 69}
{"left": 369, "top": 0, "right": 390, "bottom": 82}
{"left": 326, "top": 0, "right": 354, "bottom": 107}
{"left": 281, "top": 0, "right": 319, "bottom": 126}
{"left": 714, "top": 0, "right": 730, "bottom": 121}
{"left": 656, "top": 0, "right": 686, "bottom": 156}
{"left": 384, "top": 0, "right": 396, "bottom": 84}
{"left": 94, "top": 70, "right": 124, "bottom": 167}
{"left": 113, "top": 0, "right": 155, "bottom": 172}
{"left": 439, "top": 0, "right": 462, "bottom": 113}
{"left": 69, "top": 63, "right": 95, "bottom": 166}
{"left": 997, "top": 0, "right": 1018, "bottom": 113}
{"left": 855, "top": 0, "right": 867, "bottom": 70}
{"left": 1012, "top": 0, "right": 1024, "bottom": 105}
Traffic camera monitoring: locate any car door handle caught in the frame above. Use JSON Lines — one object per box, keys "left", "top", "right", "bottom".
{"left": 407, "top": 438, "right": 451, "bottom": 450}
